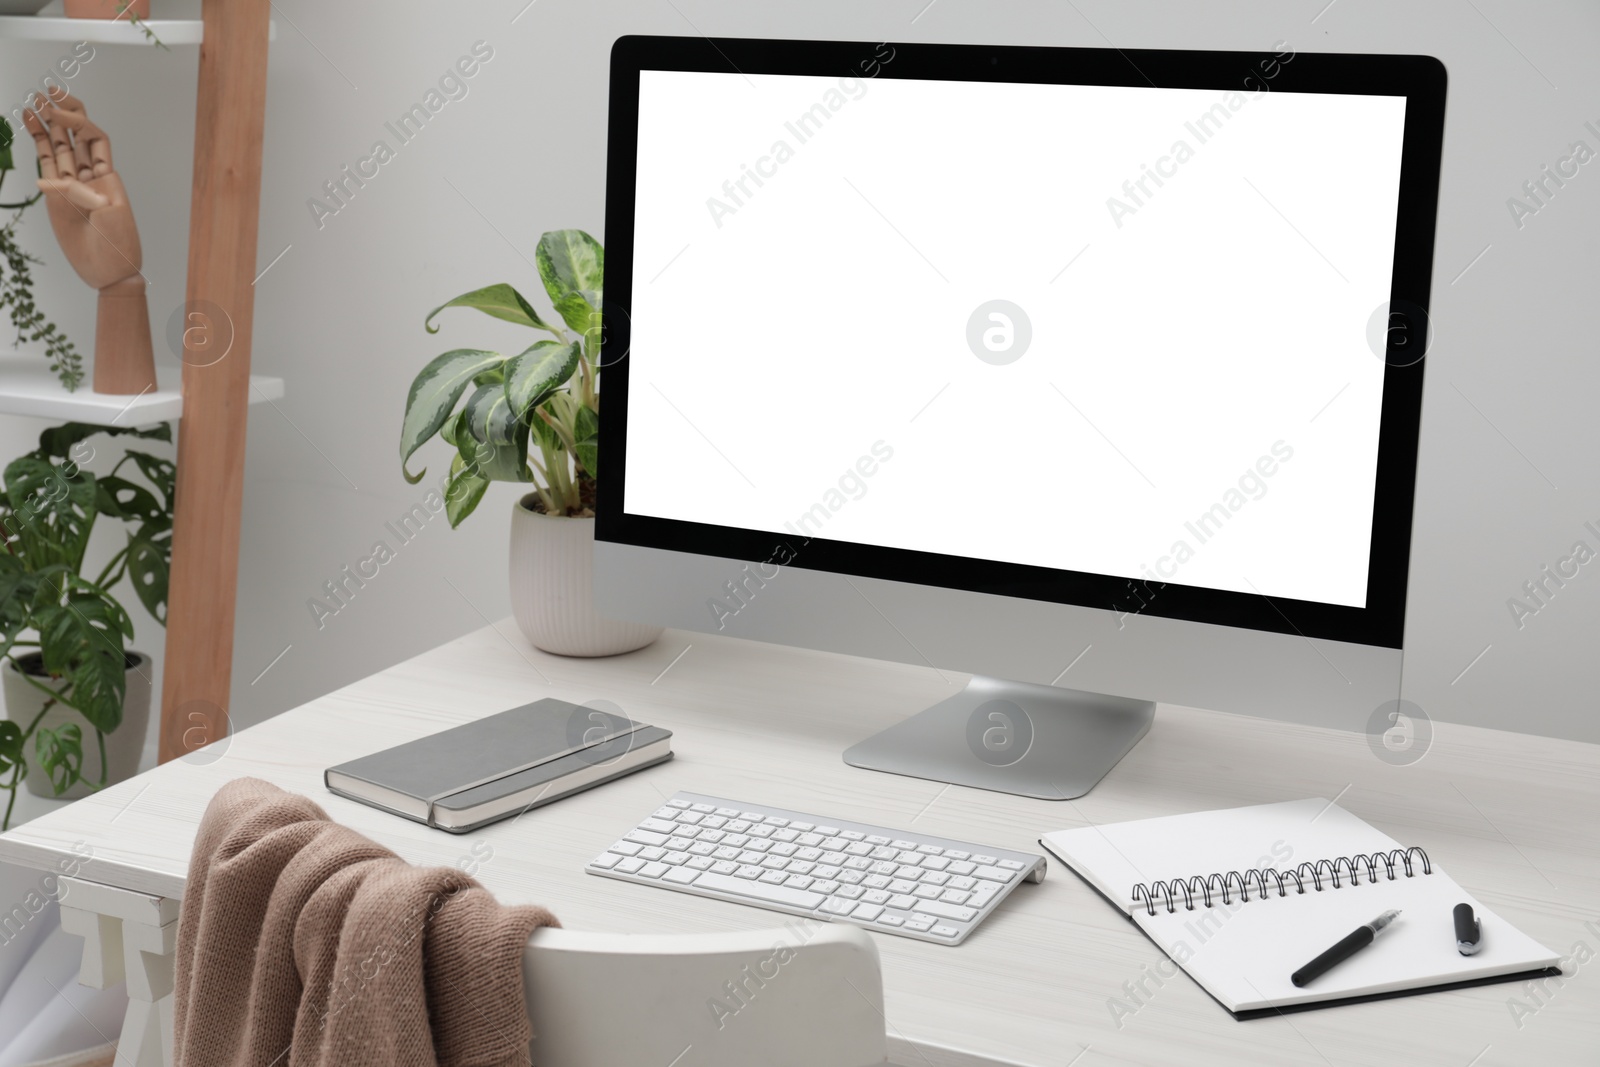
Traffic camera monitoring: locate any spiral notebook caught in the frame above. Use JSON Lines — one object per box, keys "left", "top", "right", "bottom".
{"left": 1041, "top": 799, "right": 1560, "bottom": 1018}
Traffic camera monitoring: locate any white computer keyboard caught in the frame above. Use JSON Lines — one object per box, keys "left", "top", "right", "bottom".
{"left": 585, "top": 791, "right": 1046, "bottom": 945}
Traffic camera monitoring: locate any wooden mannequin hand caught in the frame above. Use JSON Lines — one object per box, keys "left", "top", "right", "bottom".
{"left": 22, "top": 91, "right": 144, "bottom": 292}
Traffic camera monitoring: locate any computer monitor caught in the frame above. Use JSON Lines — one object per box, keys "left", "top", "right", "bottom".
{"left": 596, "top": 36, "right": 1446, "bottom": 799}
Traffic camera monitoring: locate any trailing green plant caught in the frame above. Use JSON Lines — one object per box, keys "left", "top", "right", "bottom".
{"left": 0, "top": 116, "right": 85, "bottom": 392}
{"left": 116, "top": 2, "right": 168, "bottom": 50}
{"left": 400, "top": 229, "right": 604, "bottom": 525}
{"left": 0, "top": 421, "right": 175, "bottom": 829}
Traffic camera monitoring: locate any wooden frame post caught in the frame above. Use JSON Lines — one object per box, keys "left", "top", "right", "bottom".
{"left": 157, "top": 0, "right": 272, "bottom": 762}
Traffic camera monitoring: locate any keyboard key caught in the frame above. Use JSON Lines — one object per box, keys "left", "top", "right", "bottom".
{"left": 815, "top": 826, "right": 841, "bottom": 836}
{"left": 921, "top": 872, "right": 950, "bottom": 887}
{"left": 788, "top": 861, "right": 815, "bottom": 876}
{"left": 691, "top": 803, "right": 716, "bottom": 813}
{"left": 744, "top": 840, "right": 772, "bottom": 853}
{"left": 592, "top": 853, "right": 621, "bottom": 869}
{"left": 999, "top": 859, "right": 1027, "bottom": 871}
{"left": 944, "top": 850, "right": 970, "bottom": 860}
{"left": 640, "top": 818, "right": 678, "bottom": 834}
{"left": 713, "top": 847, "right": 741, "bottom": 860}
{"left": 678, "top": 812, "right": 704, "bottom": 825}
{"left": 845, "top": 842, "right": 872, "bottom": 856}
{"left": 837, "top": 885, "right": 865, "bottom": 900}
{"left": 797, "top": 847, "right": 824, "bottom": 861}
{"left": 639, "top": 862, "right": 669, "bottom": 879}
{"left": 652, "top": 808, "right": 681, "bottom": 820}
{"left": 894, "top": 866, "right": 923, "bottom": 880}
{"left": 667, "top": 799, "right": 691, "bottom": 808}
{"left": 759, "top": 870, "right": 788, "bottom": 885}
{"left": 974, "top": 865, "right": 1016, "bottom": 882}
{"left": 932, "top": 925, "right": 961, "bottom": 938}
{"left": 969, "top": 881, "right": 1004, "bottom": 908}
{"left": 948, "top": 876, "right": 977, "bottom": 891}
{"left": 863, "top": 889, "right": 891, "bottom": 905}
{"left": 689, "top": 843, "right": 717, "bottom": 857}
{"left": 616, "top": 857, "right": 645, "bottom": 874}
{"left": 699, "top": 829, "right": 726, "bottom": 842}
{"left": 947, "top": 861, "right": 976, "bottom": 876}
{"left": 664, "top": 851, "right": 690, "bottom": 865}
{"left": 694, "top": 871, "right": 826, "bottom": 910}
{"left": 869, "top": 861, "right": 898, "bottom": 876}
{"left": 820, "top": 897, "right": 857, "bottom": 916}
{"left": 790, "top": 822, "right": 815, "bottom": 832}
{"left": 771, "top": 842, "right": 800, "bottom": 857}
{"left": 920, "top": 856, "right": 950, "bottom": 871}
{"left": 711, "top": 861, "right": 739, "bottom": 875}
{"left": 973, "top": 855, "right": 999, "bottom": 865}
{"left": 877, "top": 914, "right": 905, "bottom": 927}
{"left": 740, "top": 812, "right": 764, "bottom": 822}
{"left": 811, "top": 880, "right": 840, "bottom": 895}
{"left": 866, "top": 835, "right": 892, "bottom": 845}
{"left": 773, "top": 829, "right": 801, "bottom": 843}
{"left": 814, "top": 865, "right": 842, "bottom": 879}
{"left": 761, "top": 856, "right": 790, "bottom": 871}
{"left": 611, "top": 841, "right": 643, "bottom": 857}
{"left": 723, "top": 834, "right": 750, "bottom": 848}
{"left": 904, "top": 916, "right": 935, "bottom": 932}
{"left": 715, "top": 807, "right": 741, "bottom": 817}
{"left": 640, "top": 846, "right": 666, "bottom": 861}
{"left": 840, "top": 831, "right": 865, "bottom": 841}
{"left": 913, "top": 900, "right": 977, "bottom": 923}
{"left": 851, "top": 903, "right": 884, "bottom": 921}
{"left": 626, "top": 830, "right": 669, "bottom": 847}
{"left": 941, "top": 890, "right": 971, "bottom": 905}
{"left": 748, "top": 825, "right": 775, "bottom": 838}
{"left": 688, "top": 857, "right": 716, "bottom": 871}
{"left": 764, "top": 817, "right": 790, "bottom": 827}
{"left": 735, "top": 865, "right": 763, "bottom": 880}
{"left": 891, "top": 840, "right": 916, "bottom": 849}
{"left": 896, "top": 851, "right": 922, "bottom": 865}
{"left": 914, "top": 885, "right": 943, "bottom": 900}
{"left": 843, "top": 858, "right": 872, "bottom": 871}
{"left": 888, "top": 880, "right": 918, "bottom": 895}
{"left": 675, "top": 827, "right": 702, "bottom": 840}
{"left": 917, "top": 845, "right": 944, "bottom": 856}
{"left": 666, "top": 837, "right": 694, "bottom": 851}
{"left": 837, "top": 871, "right": 864, "bottom": 885}
{"left": 798, "top": 834, "right": 824, "bottom": 847}
{"left": 869, "top": 846, "right": 899, "bottom": 861}
{"left": 864, "top": 875, "right": 892, "bottom": 889}
{"left": 664, "top": 867, "right": 700, "bottom": 885}
{"left": 725, "top": 821, "right": 751, "bottom": 834}
{"left": 738, "top": 851, "right": 764, "bottom": 864}
{"left": 787, "top": 875, "right": 814, "bottom": 890}
{"left": 888, "top": 894, "right": 917, "bottom": 910}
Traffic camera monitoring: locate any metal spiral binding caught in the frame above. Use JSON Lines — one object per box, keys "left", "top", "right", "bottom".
{"left": 1129, "top": 847, "right": 1431, "bottom": 916}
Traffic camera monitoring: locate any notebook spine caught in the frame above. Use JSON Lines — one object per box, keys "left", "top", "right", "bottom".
{"left": 1130, "top": 847, "right": 1432, "bottom": 916}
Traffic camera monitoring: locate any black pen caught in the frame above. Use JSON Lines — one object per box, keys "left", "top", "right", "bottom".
{"left": 1455, "top": 903, "right": 1483, "bottom": 956}
{"left": 1291, "top": 910, "right": 1401, "bottom": 987}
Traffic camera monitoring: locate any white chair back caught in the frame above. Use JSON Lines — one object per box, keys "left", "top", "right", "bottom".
{"left": 522, "top": 921, "right": 886, "bottom": 1067}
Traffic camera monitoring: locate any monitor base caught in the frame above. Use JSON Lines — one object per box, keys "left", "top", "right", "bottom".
{"left": 842, "top": 675, "right": 1155, "bottom": 800}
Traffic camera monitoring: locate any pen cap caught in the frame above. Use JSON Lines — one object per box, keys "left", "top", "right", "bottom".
{"left": 1454, "top": 903, "right": 1480, "bottom": 947}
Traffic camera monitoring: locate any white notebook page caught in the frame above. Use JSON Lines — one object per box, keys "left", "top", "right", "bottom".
{"left": 1042, "top": 800, "right": 1560, "bottom": 1012}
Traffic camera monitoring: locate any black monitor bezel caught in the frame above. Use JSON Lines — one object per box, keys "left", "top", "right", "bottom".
{"left": 598, "top": 35, "right": 1446, "bottom": 651}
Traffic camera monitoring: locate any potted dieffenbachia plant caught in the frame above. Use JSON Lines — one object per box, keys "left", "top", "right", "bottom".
{"left": 399, "top": 229, "right": 659, "bottom": 657}
{"left": 0, "top": 422, "right": 174, "bottom": 828}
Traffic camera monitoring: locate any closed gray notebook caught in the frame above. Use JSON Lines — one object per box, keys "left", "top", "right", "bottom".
{"left": 324, "top": 698, "right": 672, "bottom": 832}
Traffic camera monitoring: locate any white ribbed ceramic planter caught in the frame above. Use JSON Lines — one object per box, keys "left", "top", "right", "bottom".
{"left": 509, "top": 495, "right": 662, "bottom": 657}
{"left": 2, "top": 651, "right": 152, "bottom": 799}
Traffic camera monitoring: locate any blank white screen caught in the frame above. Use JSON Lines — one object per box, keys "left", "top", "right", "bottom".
{"left": 623, "top": 68, "right": 1407, "bottom": 608}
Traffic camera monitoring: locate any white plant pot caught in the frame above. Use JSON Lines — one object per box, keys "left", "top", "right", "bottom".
{"left": 3, "top": 651, "right": 152, "bottom": 799}
{"left": 509, "top": 495, "right": 663, "bottom": 657}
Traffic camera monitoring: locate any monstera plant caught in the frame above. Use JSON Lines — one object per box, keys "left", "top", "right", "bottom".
{"left": 0, "top": 422, "right": 173, "bottom": 827}
{"left": 399, "top": 228, "right": 659, "bottom": 658}
{"left": 400, "top": 229, "right": 604, "bottom": 525}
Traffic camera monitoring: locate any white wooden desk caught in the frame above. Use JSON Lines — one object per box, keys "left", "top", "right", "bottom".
{"left": 2, "top": 623, "right": 1597, "bottom": 1067}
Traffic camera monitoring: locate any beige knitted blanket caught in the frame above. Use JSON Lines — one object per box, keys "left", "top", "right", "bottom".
{"left": 173, "top": 777, "right": 558, "bottom": 1067}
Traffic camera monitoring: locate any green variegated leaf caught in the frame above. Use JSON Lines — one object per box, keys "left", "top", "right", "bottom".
{"left": 35, "top": 723, "right": 83, "bottom": 795}
{"left": 444, "top": 467, "right": 490, "bottom": 528}
{"left": 424, "top": 284, "right": 556, "bottom": 335}
{"left": 459, "top": 384, "right": 530, "bottom": 483}
{"left": 574, "top": 403, "right": 599, "bottom": 479}
{"left": 95, "top": 476, "right": 162, "bottom": 523}
{"left": 5, "top": 457, "right": 97, "bottom": 572}
{"left": 552, "top": 289, "right": 602, "bottom": 336}
{"left": 504, "top": 340, "right": 580, "bottom": 422}
{"left": 536, "top": 231, "right": 604, "bottom": 306}
{"left": 125, "top": 452, "right": 176, "bottom": 513}
{"left": 399, "top": 349, "right": 505, "bottom": 484}
{"left": 125, "top": 517, "right": 171, "bottom": 624}
{"left": 34, "top": 588, "right": 129, "bottom": 734}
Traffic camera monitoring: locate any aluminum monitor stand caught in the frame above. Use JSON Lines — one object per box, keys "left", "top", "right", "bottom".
{"left": 843, "top": 675, "right": 1155, "bottom": 800}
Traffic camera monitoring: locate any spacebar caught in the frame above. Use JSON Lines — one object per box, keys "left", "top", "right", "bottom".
{"left": 689, "top": 872, "right": 826, "bottom": 910}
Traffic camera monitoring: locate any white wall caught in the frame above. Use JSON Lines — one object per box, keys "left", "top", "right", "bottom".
{"left": 1, "top": 0, "right": 1597, "bottom": 747}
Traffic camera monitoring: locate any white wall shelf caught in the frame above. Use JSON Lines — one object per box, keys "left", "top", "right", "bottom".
{"left": 0, "top": 352, "right": 283, "bottom": 426}
{"left": 0, "top": 16, "right": 275, "bottom": 46}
